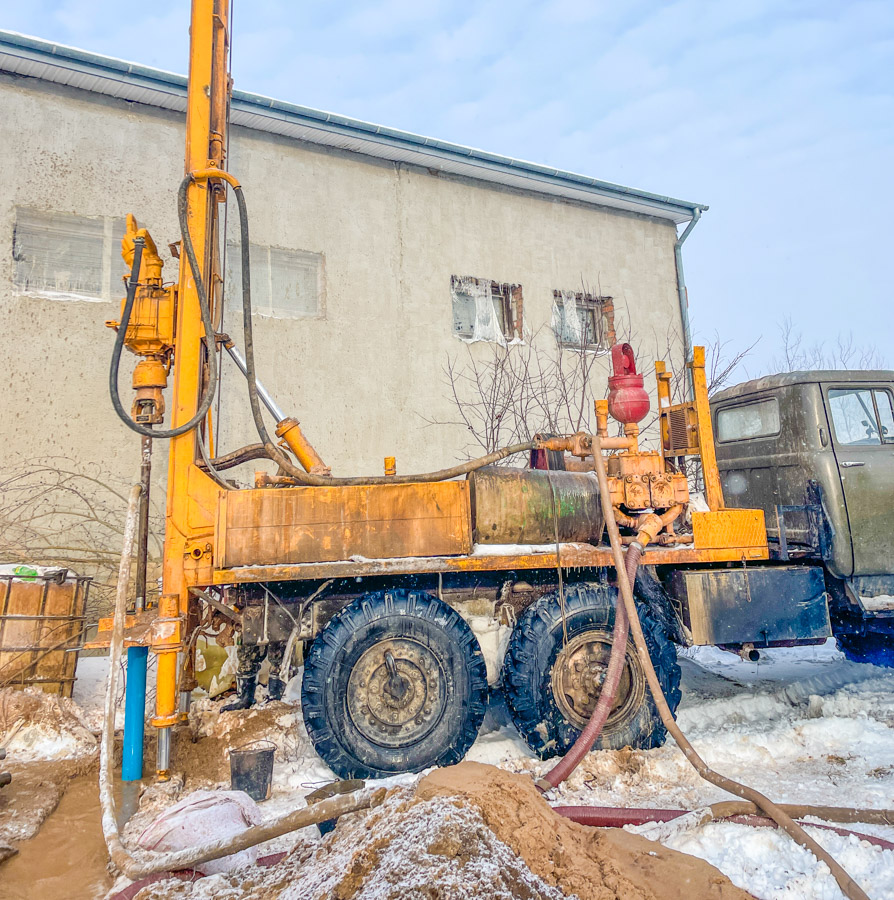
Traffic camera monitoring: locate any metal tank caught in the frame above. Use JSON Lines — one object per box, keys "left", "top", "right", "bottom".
{"left": 469, "top": 466, "right": 604, "bottom": 544}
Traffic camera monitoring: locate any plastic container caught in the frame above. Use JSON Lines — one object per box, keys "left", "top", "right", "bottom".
{"left": 229, "top": 740, "right": 275, "bottom": 802}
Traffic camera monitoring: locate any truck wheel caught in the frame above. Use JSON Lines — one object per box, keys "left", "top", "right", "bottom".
{"left": 837, "top": 632, "right": 894, "bottom": 667}
{"left": 502, "top": 582, "right": 681, "bottom": 759}
{"left": 301, "top": 589, "right": 488, "bottom": 779}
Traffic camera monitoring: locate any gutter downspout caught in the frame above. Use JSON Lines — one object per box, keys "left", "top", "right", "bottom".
{"left": 674, "top": 207, "right": 702, "bottom": 399}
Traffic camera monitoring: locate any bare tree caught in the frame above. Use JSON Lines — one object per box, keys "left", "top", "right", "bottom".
{"left": 773, "top": 316, "right": 887, "bottom": 372}
{"left": 435, "top": 325, "right": 606, "bottom": 458}
{"left": 705, "top": 331, "right": 760, "bottom": 395}
{"left": 0, "top": 458, "right": 163, "bottom": 620}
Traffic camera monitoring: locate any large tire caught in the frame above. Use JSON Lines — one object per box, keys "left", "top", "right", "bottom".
{"left": 837, "top": 632, "right": 894, "bottom": 667}
{"left": 502, "top": 582, "right": 681, "bottom": 759}
{"left": 301, "top": 589, "right": 488, "bottom": 779}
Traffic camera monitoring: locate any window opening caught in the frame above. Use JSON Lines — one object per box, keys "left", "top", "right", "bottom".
{"left": 552, "top": 291, "right": 614, "bottom": 350}
{"left": 451, "top": 276, "right": 523, "bottom": 344}
{"left": 226, "top": 242, "right": 322, "bottom": 319}
{"left": 829, "top": 387, "right": 894, "bottom": 446}
{"left": 12, "top": 208, "right": 125, "bottom": 302}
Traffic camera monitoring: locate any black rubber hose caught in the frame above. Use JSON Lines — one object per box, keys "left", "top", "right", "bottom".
{"left": 195, "top": 442, "right": 269, "bottom": 472}
{"left": 108, "top": 177, "right": 219, "bottom": 439}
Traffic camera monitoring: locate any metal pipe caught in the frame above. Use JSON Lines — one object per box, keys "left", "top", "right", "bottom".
{"left": 122, "top": 645, "right": 148, "bottom": 781}
{"left": 674, "top": 208, "right": 701, "bottom": 399}
{"left": 134, "top": 434, "right": 152, "bottom": 612}
{"left": 225, "top": 343, "right": 285, "bottom": 422}
{"left": 156, "top": 726, "right": 171, "bottom": 777}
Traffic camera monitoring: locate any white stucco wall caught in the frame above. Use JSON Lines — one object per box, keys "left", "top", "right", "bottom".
{"left": 0, "top": 72, "right": 684, "bottom": 491}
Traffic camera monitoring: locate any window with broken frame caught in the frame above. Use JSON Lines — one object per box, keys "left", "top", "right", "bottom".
{"left": 451, "top": 276, "right": 524, "bottom": 345}
{"left": 552, "top": 291, "right": 615, "bottom": 351}
{"left": 12, "top": 208, "right": 127, "bottom": 302}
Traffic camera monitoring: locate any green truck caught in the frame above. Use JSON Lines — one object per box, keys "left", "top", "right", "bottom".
{"left": 707, "top": 370, "right": 894, "bottom": 665}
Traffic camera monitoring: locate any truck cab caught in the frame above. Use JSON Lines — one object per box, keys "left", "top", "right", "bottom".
{"left": 711, "top": 371, "right": 894, "bottom": 658}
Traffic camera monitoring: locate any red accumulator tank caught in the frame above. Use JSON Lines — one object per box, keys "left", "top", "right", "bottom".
{"left": 607, "top": 343, "right": 650, "bottom": 425}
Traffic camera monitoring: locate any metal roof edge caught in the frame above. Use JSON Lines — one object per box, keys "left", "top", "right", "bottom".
{"left": 712, "top": 370, "right": 894, "bottom": 402}
{"left": 0, "top": 29, "right": 708, "bottom": 222}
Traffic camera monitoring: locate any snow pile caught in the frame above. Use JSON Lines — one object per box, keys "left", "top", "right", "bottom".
{"left": 0, "top": 687, "right": 96, "bottom": 760}
{"left": 518, "top": 642, "right": 894, "bottom": 899}
{"left": 655, "top": 820, "right": 894, "bottom": 900}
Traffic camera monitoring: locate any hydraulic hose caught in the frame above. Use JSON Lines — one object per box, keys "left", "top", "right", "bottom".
{"left": 108, "top": 177, "right": 219, "bottom": 439}
{"left": 99, "top": 482, "right": 385, "bottom": 880}
{"left": 540, "top": 542, "right": 641, "bottom": 789}
{"left": 588, "top": 435, "right": 871, "bottom": 900}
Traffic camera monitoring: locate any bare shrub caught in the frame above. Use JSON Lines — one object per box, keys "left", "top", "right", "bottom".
{"left": 0, "top": 457, "right": 163, "bottom": 620}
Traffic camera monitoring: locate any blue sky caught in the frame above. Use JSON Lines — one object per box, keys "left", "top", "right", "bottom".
{"left": 4, "top": 1, "right": 892, "bottom": 373}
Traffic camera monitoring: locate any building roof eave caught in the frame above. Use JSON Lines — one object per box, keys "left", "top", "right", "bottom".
{"left": 0, "top": 29, "right": 707, "bottom": 225}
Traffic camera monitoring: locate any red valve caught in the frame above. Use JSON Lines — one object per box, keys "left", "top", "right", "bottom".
{"left": 607, "top": 343, "right": 649, "bottom": 424}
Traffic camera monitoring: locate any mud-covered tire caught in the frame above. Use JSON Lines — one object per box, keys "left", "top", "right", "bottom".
{"left": 301, "top": 589, "right": 488, "bottom": 779}
{"left": 501, "top": 582, "right": 681, "bottom": 759}
{"left": 837, "top": 632, "right": 894, "bottom": 667}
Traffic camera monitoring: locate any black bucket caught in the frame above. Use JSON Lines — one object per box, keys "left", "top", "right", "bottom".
{"left": 229, "top": 740, "right": 275, "bottom": 802}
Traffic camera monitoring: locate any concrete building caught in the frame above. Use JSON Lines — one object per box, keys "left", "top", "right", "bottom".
{"left": 0, "top": 31, "right": 705, "bottom": 587}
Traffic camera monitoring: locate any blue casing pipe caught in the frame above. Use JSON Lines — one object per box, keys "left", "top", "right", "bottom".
{"left": 122, "top": 645, "right": 149, "bottom": 781}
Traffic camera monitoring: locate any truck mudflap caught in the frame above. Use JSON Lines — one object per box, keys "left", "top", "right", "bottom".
{"left": 668, "top": 565, "right": 830, "bottom": 646}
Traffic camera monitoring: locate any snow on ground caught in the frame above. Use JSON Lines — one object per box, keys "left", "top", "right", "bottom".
{"left": 44, "top": 640, "right": 894, "bottom": 899}
{"left": 265, "top": 639, "right": 894, "bottom": 899}
{"left": 510, "top": 640, "right": 894, "bottom": 900}
{"left": 0, "top": 688, "right": 97, "bottom": 761}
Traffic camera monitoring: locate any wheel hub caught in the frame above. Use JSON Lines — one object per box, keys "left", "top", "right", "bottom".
{"left": 347, "top": 639, "right": 445, "bottom": 748}
{"left": 551, "top": 630, "right": 637, "bottom": 730}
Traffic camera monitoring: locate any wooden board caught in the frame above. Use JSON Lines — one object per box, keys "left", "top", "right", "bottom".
{"left": 216, "top": 481, "right": 472, "bottom": 568}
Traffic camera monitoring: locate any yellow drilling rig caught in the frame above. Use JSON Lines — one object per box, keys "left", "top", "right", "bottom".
{"left": 97, "top": 0, "right": 834, "bottom": 783}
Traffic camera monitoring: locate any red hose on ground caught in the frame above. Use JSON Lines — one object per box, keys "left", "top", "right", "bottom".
{"left": 553, "top": 806, "right": 894, "bottom": 851}
{"left": 539, "top": 542, "right": 643, "bottom": 789}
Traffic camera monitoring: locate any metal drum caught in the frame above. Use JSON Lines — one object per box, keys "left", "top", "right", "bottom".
{"left": 469, "top": 466, "right": 604, "bottom": 545}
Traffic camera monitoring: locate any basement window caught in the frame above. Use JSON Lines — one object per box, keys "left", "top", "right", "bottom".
{"left": 552, "top": 291, "right": 614, "bottom": 351}
{"left": 12, "top": 208, "right": 126, "bottom": 302}
{"left": 451, "top": 276, "right": 524, "bottom": 344}
{"left": 225, "top": 243, "right": 322, "bottom": 320}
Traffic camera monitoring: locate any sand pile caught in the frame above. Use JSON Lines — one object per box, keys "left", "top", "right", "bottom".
{"left": 127, "top": 762, "right": 752, "bottom": 900}
{"left": 418, "top": 762, "right": 753, "bottom": 900}
{"left": 0, "top": 687, "right": 96, "bottom": 761}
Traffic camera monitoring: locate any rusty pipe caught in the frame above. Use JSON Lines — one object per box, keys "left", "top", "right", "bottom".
{"left": 552, "top": 806, "right": 894, "bottom": 851}
{"left": 633, "top": 504, "right": 684, "bottom": 546}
